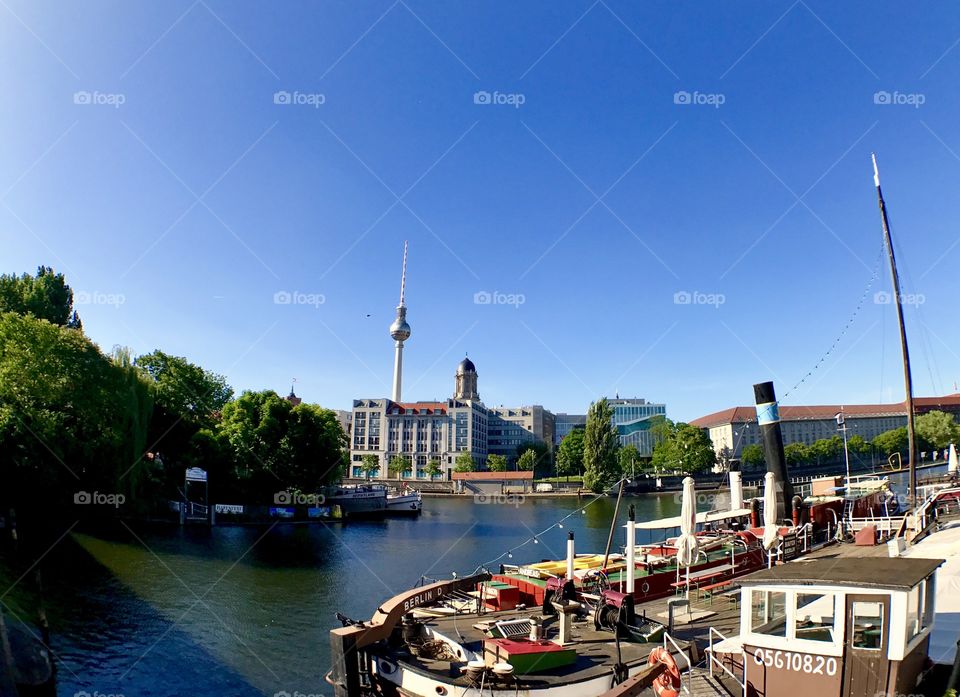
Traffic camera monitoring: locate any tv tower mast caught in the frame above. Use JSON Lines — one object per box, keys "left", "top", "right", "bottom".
{"left": 389, "top": 242, "right": 411, "bottom": 402}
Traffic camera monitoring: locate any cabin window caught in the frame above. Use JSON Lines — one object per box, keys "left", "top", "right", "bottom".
{"left": 751, "top": 589, "right": 787, "bottom": 637}
{"left": 851, "top": 601, "right": 884, "bottom": 650}
{"left": 906, "top": 583, "right": 927, "bottom": 641}
{"left": 794, "top": 592, "right": 835, "bottom": 642}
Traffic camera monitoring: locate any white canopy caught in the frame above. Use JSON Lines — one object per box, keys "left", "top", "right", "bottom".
{"left": 631, "top": 507, "right": 752, "bottom": 530}
{"left": 675, "top": 477, "right": 700, "bottom": 568}
{"left": 763, "top": 471, "right": 779, "bottom": 550}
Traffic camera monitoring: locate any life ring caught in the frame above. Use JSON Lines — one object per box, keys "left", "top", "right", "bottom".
{"left": 647, "top": 647, "right": 681, "bottom": 697}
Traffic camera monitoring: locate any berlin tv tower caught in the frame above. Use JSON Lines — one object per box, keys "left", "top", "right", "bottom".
{"left": 389, "top": 242, "right": 411, "bottom": 402}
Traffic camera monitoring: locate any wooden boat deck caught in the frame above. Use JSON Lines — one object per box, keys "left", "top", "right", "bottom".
{"left": 392, "top": 608, "right": 669, "bottom": 687}
{"left": 385, "top": 587, "right": 743, "bottom": 690}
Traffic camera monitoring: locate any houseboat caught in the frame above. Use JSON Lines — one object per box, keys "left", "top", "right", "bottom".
{"left": 708, "top": 556, "right": 942, "bottom": 697}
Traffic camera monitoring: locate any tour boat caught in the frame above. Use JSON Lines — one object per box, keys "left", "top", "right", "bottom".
{"left": 385, "top": 487, "right": 422, "bottom": 515}
{"left": 325, "top": 484, "right": 388, "bottom": 517}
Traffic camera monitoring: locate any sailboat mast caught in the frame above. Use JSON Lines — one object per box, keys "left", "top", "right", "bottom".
{"left": 872, "top": 153, "right": 918, "bottom": 501}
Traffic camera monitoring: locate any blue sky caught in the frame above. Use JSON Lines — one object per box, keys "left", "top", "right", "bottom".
{"left": 3, "top": 1, "right": 960, "bottom": 421}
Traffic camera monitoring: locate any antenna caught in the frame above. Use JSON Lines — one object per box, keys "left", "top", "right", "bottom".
{"left": 399, "top": 240, "right": 408, "bottom": 306}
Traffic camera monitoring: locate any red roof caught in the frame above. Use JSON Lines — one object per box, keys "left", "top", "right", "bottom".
{"left": 690, "top": 394, "right": 960, "bottom": 428}
{"left": 452, "top": 471, "right": 535, "bottom": 481}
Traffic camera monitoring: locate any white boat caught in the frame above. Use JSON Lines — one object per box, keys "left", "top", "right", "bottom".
{"left": 386, "top": 487, "right": 422, "bottom": 515}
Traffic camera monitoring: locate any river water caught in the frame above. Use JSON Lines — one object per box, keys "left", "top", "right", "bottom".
{"left": 2, "top": 466, "right": 941, "bottom": 697}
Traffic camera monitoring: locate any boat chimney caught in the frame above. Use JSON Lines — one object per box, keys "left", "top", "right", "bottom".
{"left": 949, "top": 443, "right": 958, "bottom": 475}
{"left": 729, "top": 461, "right": 743, "bottom": 511}
{"left": 566, "top": 531, "right": 575, "bottom": 581}
{"left": 625, "top": 504, "right": 636, "bottom": 594}
{"left": 753, "top": 381, "right": 793, "bottom": 520}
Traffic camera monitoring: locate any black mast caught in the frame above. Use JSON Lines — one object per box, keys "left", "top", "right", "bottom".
{"left": 872, "top": 153, "right": 918, "bottom": 502}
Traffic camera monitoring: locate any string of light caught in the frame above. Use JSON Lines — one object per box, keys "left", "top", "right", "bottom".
{"left": 470, "top": 477, "right": 629, "bottom": 575}
{"left": 781, "top": 242, "right": 885, "bottom": 401}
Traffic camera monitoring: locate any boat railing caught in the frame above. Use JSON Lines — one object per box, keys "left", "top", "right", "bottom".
{"left": 662, "top": 631, "right": 691, "bottom": 695}
{"left": 707, "top": 626, "right": 745, "bottom": 693}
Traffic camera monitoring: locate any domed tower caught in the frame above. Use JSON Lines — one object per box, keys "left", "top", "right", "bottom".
{"left": 454, "top": 355, "right": 479, "bottom": 401}
{"left": 389, "top": 242, "right": 411, "bottom": 402}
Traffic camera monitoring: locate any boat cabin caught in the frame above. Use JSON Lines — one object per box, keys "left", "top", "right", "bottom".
{"left": 712, "top": 557, "right": 943, "bottom": 697}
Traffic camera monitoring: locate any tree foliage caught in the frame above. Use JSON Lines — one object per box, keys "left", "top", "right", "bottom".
{"left": 618, "top": 444, "right": 640, "bottom": 477}
{"left": 740, "top": 444, "right": 765, "bottom": 469}
{"left": 388, "top": 455, "right": 412, "bottom": 479}
{"left": 783, "top": 442, "right": 810, "bottom": 466}
{"left": 426, "top": 458, "right": 443, "bottom": 479}
{"left": 218, "top": 390, "right": 346, "bottom": 499}
{"left": 453, "top": 452, "right": 475, "bottom": 472}
{"left": 516, "top": 441, "right": 551, "bottom": 476}
{"left": 872, "top": 427, "right": 908, "bottom": 456}
{"left": 556, "top": 429, "right": 584, "bottom": 479}
{"left": 516, "top": 449, "right": 537, "bottom": 471}
{"left": 0, "top": 312, "right": 152, "bottom": 510}
{"left": 916, "top": 410, "right": 959, "bottom": 449}
{"left": 359, "top": 454, "right": 380, "bottom": 479}
{"left": 0, "top": 266, "right": 81, "bottom": 329}
{"left": 583, "top": 398, "right": 619, "bottom": 492}
{"left": 487, "top": 454, "right": 507, "bottom": 472}
{"left": 651, "top": 422, "right": 716, "bottom": 474}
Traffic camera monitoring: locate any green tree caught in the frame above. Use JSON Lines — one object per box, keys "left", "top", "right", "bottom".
{"left": 516, "top": 449, "right": 537, "bottom": 471}
{"left": 388, "top": 455, "right": 412, "bottom": 480}
{"left": 516, "top": 441, "right": 551, "bottom": 476}
{"left": 740, "top": 444, "right": 765, "bottom": 470}
{"left": 487, "top": 454, "right": 507, "bottom": 472}
{"left": 916, "top": 410, "right": 960, "bottom": 449}
{"left": 0, "top": 266, "right": 81, "bottom": 328}
{"left": 847, "top": 434, "right": 871, "bottom": 455}
{"left": 359, "top": 454, "right": 380, "bottom": 479}
{"left": 618, "top": 444, "right": 640, "bottom": 478}
{"left": 425, "top": 458, "right": 443, "bottom": 479}
{"left": 453, "top": 452, "right": 475, "bottom": 472}
{"left": 872, "top": 427, "right": 909, "bottom": 456}
{"left": 651, "top": 423, "right": 716, "bottom": 474}
{"left": 809, "top": 436, "right": 842, "bottom": 464}
{"left": 0, "top": 312, "right": 152, "bottom": 510}
{"left": 649, "top": 415, "right": 675, "bottom": 447}
{"left": 218, "top": 390, "right": 345, "bottom": 500}
{"left": 583, "top": 398, "right": 619, "bottom": 492}
{"left": 784, "top": 442, "right": 810, "bottom": 466}
{"left": 556, "top": 429, "right": 585, "bottom": 480}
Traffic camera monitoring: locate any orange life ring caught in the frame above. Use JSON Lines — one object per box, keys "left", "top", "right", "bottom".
{"left": 647, "top": 647, "right": 681, "bottom": 697}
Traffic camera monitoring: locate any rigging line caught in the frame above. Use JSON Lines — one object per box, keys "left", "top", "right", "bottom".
{"left": 781, "top": 242, "right": 885, "bottom": 401}
{"left": 888, "top": 217, "right": 942, "bottom": 396}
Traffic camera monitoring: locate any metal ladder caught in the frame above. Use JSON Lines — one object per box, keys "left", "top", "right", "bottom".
{"left": 842, "top": 498, "right": 855, "bottom": 523}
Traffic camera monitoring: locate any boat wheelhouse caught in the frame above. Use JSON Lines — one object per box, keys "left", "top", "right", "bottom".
{"left": 709, "top": 556, "right": 942, "bottom": 697}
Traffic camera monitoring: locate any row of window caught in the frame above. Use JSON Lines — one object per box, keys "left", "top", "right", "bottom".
{"left": 748, "top": 584, "right": 931, "bottom": 649}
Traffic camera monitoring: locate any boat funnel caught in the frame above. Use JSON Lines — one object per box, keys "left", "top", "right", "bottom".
{"left": 754, "top": 381, "right": 793, "bottom": 520}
